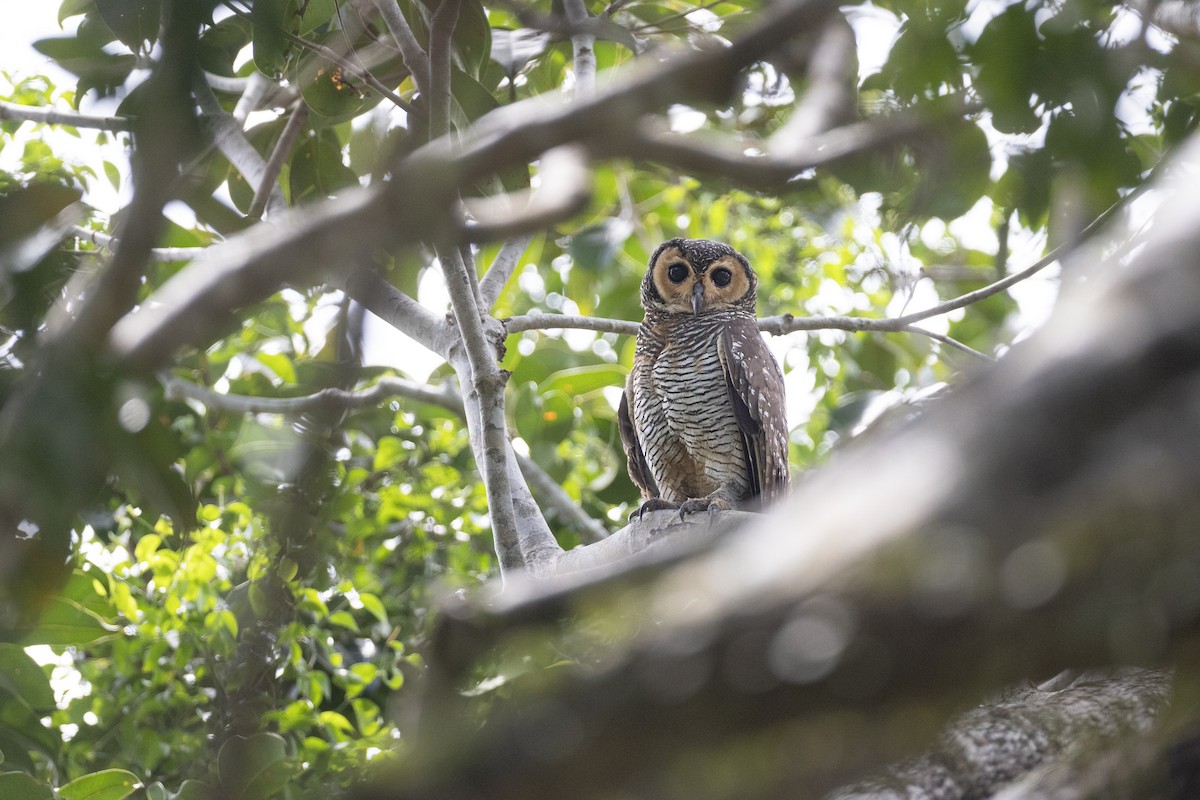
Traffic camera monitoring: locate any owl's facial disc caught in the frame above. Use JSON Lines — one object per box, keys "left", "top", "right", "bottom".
{"left": 646, "top": 240, "right": 756, "bottom": 315}
{"left": 649, "top": 246, "right": 701, "bottom": 314}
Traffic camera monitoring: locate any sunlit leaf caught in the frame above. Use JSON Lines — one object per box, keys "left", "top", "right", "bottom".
{"left": 58, "top": 769, "right": 141, "bottom": 800}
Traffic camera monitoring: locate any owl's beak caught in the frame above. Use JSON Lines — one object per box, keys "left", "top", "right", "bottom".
{"left": 690, "top": 281, "right": 705, "bottom": 314}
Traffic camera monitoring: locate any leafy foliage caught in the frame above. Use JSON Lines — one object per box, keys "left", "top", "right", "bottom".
{"left": 0, "top": 0, "right": 1197, "bottom": 796}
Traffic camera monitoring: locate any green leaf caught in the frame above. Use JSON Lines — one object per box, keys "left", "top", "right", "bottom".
{"left": 95, "top": 0, "right": 161, "bottom": 51}
{"left": 328, "top": 610, "right": 360, "bottom": 632}
{"left": 0, "top": 644, "right": 53, "bottom": 712}
{"left": 59, "top": 0, "right": 95, "bottom": 24}
{"left": 288, "top": 129, "right": 358, "bottom": 205}
{"left": 31, "top": 38, "right": 136, "bottom": 88}
{"left": 0, "top": 695, "right": 60, "bottom": 760}
{"left": 540, "top": 365, "right": 626, "bottom": 398}
{"left": 58, "top": 769, "right": 141, "bottom": 800}
{"left": 218, "top": 733, "right": 290, "bottom": 800}
{"left": 252, "top": 0, "right": 297, "bottom": 77}
{"left": 21, "top": 595, "right": 113, "bottom": 647}
{"left": 0, "top": 772, "right": 53, "bottom": 800}
{"left": 358, "top": 592, "right": 388, "bottom": 624}
{"left": 970, "top": 4, "right": 1041, "bottom": 134}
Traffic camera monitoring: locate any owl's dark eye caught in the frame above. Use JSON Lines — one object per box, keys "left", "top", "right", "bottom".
{"left": 711, "top": 267, "right": 733, "bottom": 287}
{"left": 667, "top": 263, "right": 690, "bottom": 284}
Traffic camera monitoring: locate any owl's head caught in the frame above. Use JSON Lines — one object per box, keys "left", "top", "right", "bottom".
{"left": 642, "top": 238, "right": 757, "bottom": 316}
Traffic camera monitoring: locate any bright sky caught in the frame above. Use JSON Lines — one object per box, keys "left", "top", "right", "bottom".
{"left": 1, "top": 5, "right": 74, "bottom": 86}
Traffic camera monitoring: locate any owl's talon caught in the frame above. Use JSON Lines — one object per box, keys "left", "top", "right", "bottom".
{"left": 630, "top": 498, "right": 678, "bottom": 521}
{"left": 677, "top": 496, "right": 731, "bottom": 519}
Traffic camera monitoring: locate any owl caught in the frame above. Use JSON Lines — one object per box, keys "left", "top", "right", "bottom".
{"left": 619, "top": 238, "right": 790, "bottom": 518}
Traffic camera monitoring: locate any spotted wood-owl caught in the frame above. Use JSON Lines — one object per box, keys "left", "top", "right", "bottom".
{"left": 618, "top": 238, "right": 790, "bottom": 517}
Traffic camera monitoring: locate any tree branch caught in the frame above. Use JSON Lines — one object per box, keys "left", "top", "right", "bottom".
{"left": 515, "top": 454, "right": 610, "bottom": 544}
{"left": 503, "top": 313, "right": 641, "bottom": 337}
{"left": 478, "top": 235, "right": 534, "bottom": 311}
{"left": 597, "top": 101, "right": 969, "bottom": 191}
{"left": 900, "top": 324, "right": 992, "bottom": 361}
{"left": 462, "top": 145, "right": 591, "bottom": 241}
{"left": 371, "top": 0, "right": 432, "bottom": 95}
{"left": 71, "top": 226, "right": 209, "bottom": 263}
{"left": 249, "top": 102, "right": 309, "bottom": 220}
{"left": 193, "top": 76, "right": 288, "bottom": 219}
{"left": 340, "top": 268, "right": 449, "bottom": 355}
{"left": 767, "top": 12, "right": 857, "bottom": 151}
{"left": 0, "top": 99, "right": 131, "bottom": 132}
{"left": 565, "top": 0, "right": 597, "bottom": 99}
{"left": 231, "top": 71, "right": 274, "bottom": 124}
{"left": 161, "top": 373, "right": 463, "bottom": 416}
{"left": 428, "top": 0, "right": 462, "bottom": 140}
{"left": 440, "top": 246, "right": 525, "bottom": 576}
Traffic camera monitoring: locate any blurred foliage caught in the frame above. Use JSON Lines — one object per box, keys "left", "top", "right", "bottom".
{"left": 0, "top": 0, "right": 1197, "bottom": 796}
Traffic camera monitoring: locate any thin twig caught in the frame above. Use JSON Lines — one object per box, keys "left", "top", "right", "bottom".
{"left": 0, "top": 99, "right": 132, "bottom": 132}
{"left": 504, "top": 313, "right": 641, "bottom": 337}
{"left": 162, "top": 373, "right": 464, "bottom": 415}
{"left": 901, "top": 325, "right": 992, "bottom": 361}
{"left": 71, "top": 226, "right": 209, "bottom": 263}
{"left": 249, "top": 103, "right": 309, "bottom": 220}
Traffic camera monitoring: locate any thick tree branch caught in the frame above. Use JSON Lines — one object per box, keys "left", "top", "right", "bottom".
{"left": 249, "top": 102, "right": 309, "bottom": 220}
{"left": 597, "top": 102, "right": 967, "bottom": 191}
{"left": 440, "top": 247, "right": 525, "bottom": 576}
{"left": 0, "top": 99, "right": 131, "bottom": 132}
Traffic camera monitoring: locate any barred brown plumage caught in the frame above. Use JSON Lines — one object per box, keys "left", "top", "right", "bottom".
{"left": 619, "top": 238, "right": 790, "bottom": 518}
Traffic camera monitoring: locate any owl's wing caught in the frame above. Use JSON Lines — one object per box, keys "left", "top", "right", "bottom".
{"left": 718, "top": 320, "right": 791, "bottom": 505}
{"left": 618, "top": 385, "right": 659, "bottom": 500}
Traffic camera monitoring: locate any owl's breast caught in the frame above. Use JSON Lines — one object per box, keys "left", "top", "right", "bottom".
{"left": 631, "top": 321, "right": 750, "bottom": 502}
